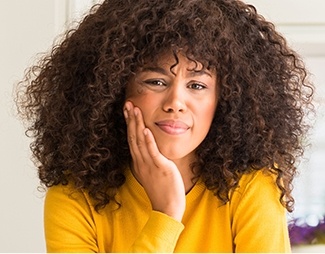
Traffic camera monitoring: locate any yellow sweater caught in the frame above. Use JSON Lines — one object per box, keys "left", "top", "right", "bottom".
{"left": 44, "top": 169, "right": 291, "bottom": 252}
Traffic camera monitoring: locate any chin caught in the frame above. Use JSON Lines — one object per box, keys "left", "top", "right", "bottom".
{"left": 160, "top": 149, "right": 181, "bottom": 159}
{"left": 159, "top": 147, "right": 194, "bottom": 162}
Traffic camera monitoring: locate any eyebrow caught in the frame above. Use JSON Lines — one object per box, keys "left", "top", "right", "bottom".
{"left": 140, "top": 66, "right": 213, "bottom": 78}
{"left": 188, "top": 69, "right": 213, "bottom": 78}
{"left": 141, "top": 66, "right": 169, "bottom": 75}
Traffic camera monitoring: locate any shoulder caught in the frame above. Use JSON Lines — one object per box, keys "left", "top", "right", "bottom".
{"left": 234, "top": 169, "right": 279, "bottom": 196}
{"left": 44, "top": 184, "right": 99, "bottom": 252}
{"left": 229, "top": 170, "right": 291, "bottom": 252}
{"left": 229, "top": 169, "right": 282, "bottom": 212}
{"left": 46, "top": 183, "right": 85, "bottom": 200}
{"left": 44, "top": 183, "right": 97, "bottom": 236}
{"left": 45, "top": 183, "right": 94, "bottom": 214}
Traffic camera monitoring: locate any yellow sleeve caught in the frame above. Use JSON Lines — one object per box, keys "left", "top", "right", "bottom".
{"left": 130, "top": 211, "right": 184, "bottom": 252}
{"left": 44, "top": 185, "right": 98, "bottom": 253}
{"left": 44, "top": 184, "right": 184, "bottom": 253}
{"left": 230, "top": 170, "right": 291, "bottom": 253}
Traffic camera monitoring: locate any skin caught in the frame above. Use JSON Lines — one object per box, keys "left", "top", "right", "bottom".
{"left": 124, "top": 52, "right": 218, "bottom": 221}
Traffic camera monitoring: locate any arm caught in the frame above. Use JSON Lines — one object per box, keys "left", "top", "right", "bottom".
{"left": 123, "top": 101, "right": 186, "bottom": 221}
{"left": 123, "top": 101, "right": 186, "bottom": 252}
{"left": 44, "top": 185, "right": 98, "bottom": 253}
{"left": 130, "top": 211, "right": 184, "bottom": 252}
{"left": 45, "top": 184, "right": 184, "bottom": 253}
{"left": 230, "top": 170, "right": 291, "bottom": 253}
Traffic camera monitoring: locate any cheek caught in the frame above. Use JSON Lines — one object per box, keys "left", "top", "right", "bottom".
{"left": 125, "top": 91, "right": 157, "bottom": 122}
{"left": 208, "top": 102, "right": 218, "bottom": 117}
{"left": 126, "top": 91, "right": 148, "bottom": 108}
{"left": 125, "top": 83, "right": 146, "bottom": 107}
{"left": 125, "top": 82, "right": 144, "bottom": 99}
{"left": 198, "top": 101, "right": 217, "bottom": 128}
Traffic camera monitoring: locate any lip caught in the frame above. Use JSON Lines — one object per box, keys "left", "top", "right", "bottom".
{"left": 155, "top": 120, "right": 190, "bottom": 135}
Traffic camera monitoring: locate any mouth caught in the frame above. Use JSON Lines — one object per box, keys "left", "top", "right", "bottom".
{"left": 155, "top": 120, "right": 190, "bottom": 135}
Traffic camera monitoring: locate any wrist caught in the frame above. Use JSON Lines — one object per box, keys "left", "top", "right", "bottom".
{"left": 153, "top": 203, "right": 185, "bottom": 222}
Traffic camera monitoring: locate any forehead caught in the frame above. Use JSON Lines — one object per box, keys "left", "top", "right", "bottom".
{"left": 140, "top": 51, "right": 215, "bottom": 74}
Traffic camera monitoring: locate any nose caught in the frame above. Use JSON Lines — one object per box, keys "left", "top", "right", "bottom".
{"left": 162, "top": 83, "right": 187, "bottom": 113}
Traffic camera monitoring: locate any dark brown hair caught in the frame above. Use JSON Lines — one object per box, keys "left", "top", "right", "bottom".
{"left": 16, "top": 0, "right": 314, "bottom": 212}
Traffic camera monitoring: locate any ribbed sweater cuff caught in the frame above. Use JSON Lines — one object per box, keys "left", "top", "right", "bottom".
{"left": 131, "top": 210, "right": 184, "bottom": 252}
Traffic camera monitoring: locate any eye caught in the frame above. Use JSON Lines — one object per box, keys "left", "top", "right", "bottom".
{"left": 188, "top": 82, "right": 206, "bottom": 90}
{"left": 144, "top": 79, "right": 166, "bottom": 87}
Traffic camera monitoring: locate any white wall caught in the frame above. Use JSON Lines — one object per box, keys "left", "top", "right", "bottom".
{"left": 0, "top": 0, "right": 324, "bottom": 252}
{"left": 246, "top": 0, "right": 325, "bottom": 56}
{"left": 0, "top": 0, "right": 98, "bottom": 252}
{"left": 0, "top": 1, "right": 66, "bottom": 252}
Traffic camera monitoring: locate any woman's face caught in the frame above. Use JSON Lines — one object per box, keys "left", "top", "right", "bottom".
{"left": 125, "top": 52, "right": 218, "bottom": 162}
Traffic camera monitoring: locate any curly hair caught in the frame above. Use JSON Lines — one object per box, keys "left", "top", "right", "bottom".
{"left": 16, "top": 0, "right": 314, "bottom": 212}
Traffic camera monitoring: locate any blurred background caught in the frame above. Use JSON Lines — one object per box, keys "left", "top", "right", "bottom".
{"left": 0, "top": 0, "right": 324, "bottom": 252}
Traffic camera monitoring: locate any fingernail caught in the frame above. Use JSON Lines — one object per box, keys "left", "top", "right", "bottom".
{"left": 125, "top": 102, "right": 131, "bottom": 111}
{"left": 134, "top": 108, "right": 138, "bottom": 116}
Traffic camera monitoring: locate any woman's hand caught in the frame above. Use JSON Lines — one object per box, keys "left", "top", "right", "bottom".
{"left": 124, "top": 101, "right": 186, "bottom": 222}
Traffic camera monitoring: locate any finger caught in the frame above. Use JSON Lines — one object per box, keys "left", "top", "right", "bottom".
{"left": 143, "top": 127, "right": 168, "bottom": 168}
{"left": 124, "top": 102, "right": 143, "bottom": 166}
{"left": 134, "top": 107, "right": 152, "bottom": 164}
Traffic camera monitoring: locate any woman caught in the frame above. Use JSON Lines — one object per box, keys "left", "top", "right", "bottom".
{"left": 17, "top": 0, "right": 314, "bottom": 252}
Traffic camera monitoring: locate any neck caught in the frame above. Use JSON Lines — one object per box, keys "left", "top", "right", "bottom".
{"left": 172, "top": 157, "right": 197, "bottom": 194}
